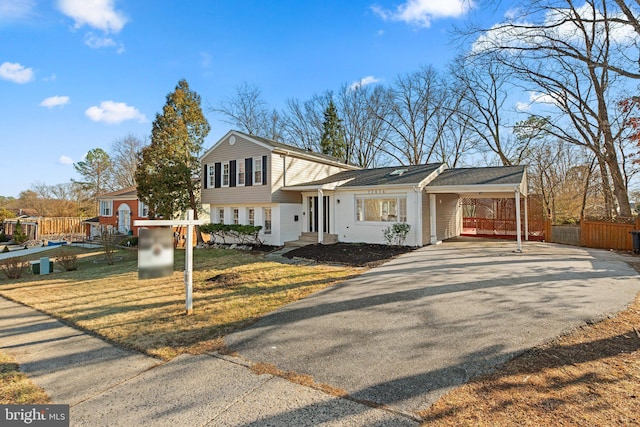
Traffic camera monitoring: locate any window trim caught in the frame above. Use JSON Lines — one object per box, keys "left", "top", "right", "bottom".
{"left": 355, "top": 195, "right": 407, "bottom": 223}
{"left": 253, "top": 157, "right": 262, "bottom": 185}
{"left": 237, "top": 159, "right": 245, "bottom": 186}
{"left": 138, "top": 201, "right": 149, "bottom": 217}
{"left": 222, "top": 162, "right": 230, "bottom": 187}
{"left": 208, "top": 164, "right": 215, "bottom": 188}
{"left": 263, "top": 208, "right": 272, "bottom": 234}
{"left": 100, "top": 200, "right": 113, "bottom": 217}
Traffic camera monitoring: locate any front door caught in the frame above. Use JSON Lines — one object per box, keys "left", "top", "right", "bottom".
{"left": 308, "top": 196, "right": 329, "bottom": 233}
{"left": 118, "top": 204, "right": 131, "bottom": 234}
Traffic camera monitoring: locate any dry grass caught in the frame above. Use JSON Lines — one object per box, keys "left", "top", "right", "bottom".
{"left": 420, "top": 292, "right": 640, "bottom": 426}
{"left": 0, "top": 350, "right": 49, "bottom": 404}
{"left": 251, "top": 362, "right": 349, "bottom": 398}
{"left": 0, "top": 246, "right": 360, "bottom": 360}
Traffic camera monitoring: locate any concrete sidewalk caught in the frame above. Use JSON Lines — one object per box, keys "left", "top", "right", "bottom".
{"left": 0, "top": 297, "right": 416, "bottom": 426}
{"left": 0, "top": 245, "right": 57, "bottom": 261}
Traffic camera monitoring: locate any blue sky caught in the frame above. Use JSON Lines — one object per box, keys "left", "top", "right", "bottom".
{"left": 0, "top": 0, "right": 512, "bottom": 197}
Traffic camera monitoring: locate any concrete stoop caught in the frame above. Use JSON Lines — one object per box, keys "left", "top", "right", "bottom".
{"left": 285, "top": 232, "right": 338, "bottom": 247}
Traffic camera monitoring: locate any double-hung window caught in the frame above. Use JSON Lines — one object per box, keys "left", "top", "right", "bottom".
{"left": 222, "top": 162, "right": 230, "bottom": 187}
{"left": 218, "top": 208, "right": 224, "bottom": 224}
{"left": 237, "top": 160, "right": 245, "bottom": 186}
{"left": 263, "top": 208, "right": 272, "bottom": 234}
{"left": 253, "top": 157, "right": 262, "bottom": 184}
{"left": 232, "top": 208, "right": 239, "bottom": 224}
{"left": 248, "top": 208, "right": 255, "bottom": 226}
{"left": 138, "top": 201, "right": 149, "bottom": 217}
{"left": 209, "top": 165, "right": 215, "bottom": 187}
{"left": 100, "top": 200, "right": 113, "bottom": 216}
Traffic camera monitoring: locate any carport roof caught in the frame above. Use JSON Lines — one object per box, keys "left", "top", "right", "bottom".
{"left": 425, "top": 165, "right": 527, "bottom": 196}
{"left": 427, "top": 166, "right": 525, "bottom": 186}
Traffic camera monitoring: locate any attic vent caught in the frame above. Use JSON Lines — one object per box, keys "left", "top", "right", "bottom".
{"left": 389, "top": 168, "right": 408, "bottom": 176}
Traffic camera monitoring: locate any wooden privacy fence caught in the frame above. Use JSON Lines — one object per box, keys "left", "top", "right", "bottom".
{"left": 3, "top": 217, "right": 86, "bottom": 240}
{"left": 545, "top": 218, "right": 640, "bottom": 251}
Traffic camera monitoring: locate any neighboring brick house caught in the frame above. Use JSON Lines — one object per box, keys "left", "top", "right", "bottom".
{"left": 97, "top": 186, "right": 148, "bottom": 236}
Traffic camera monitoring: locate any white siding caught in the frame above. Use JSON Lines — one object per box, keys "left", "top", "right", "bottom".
{"left": 206, "top": 203, "right": 301, "bottom": 246}
{"left": 332, "top": 187, "right": 421, "bottom": 246}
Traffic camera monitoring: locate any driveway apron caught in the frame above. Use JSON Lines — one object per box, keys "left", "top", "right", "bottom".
{"left": 225, "top": 240, "right": 640, "bottom": 413}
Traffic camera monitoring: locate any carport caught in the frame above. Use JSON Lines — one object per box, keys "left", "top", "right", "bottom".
{"left": 424, "top": 165, "right": 529, "bottom": 252}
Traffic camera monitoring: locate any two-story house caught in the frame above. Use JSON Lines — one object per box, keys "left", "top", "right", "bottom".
{"left": 201, "top": 130, "right": 531, "bottom": 249}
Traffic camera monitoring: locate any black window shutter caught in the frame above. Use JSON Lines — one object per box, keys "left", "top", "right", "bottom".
{"left": 262, "top": 155, "right": 267, "bottom": 185}
{"left": 214, "top": 162, "right": 221, "bottom": 188}
{"left": 245, "top": 158, "right": 253, "bottom": 186}
{"left": 229, "top": 160, "right": 236, "bottom": 187}
{"left": 203, "top": 164, "right": 208, "bottom": 189}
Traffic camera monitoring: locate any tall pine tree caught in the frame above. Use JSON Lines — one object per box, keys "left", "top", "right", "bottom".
{"left": 320, "top": 99, "right": 347, "bottom": 162}
{"left": 136, "top": 80, "right": 210, "bottom": 227}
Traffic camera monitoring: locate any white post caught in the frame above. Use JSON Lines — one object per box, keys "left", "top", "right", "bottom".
{"left": 429, "top": 193, "right": 437, "bottom": 245}
{"left": 524, "top": 195, "right": 529, "bottom": 241}
{"left": 317, "top": 189, "right": 324, "bottom": 244}
{"left": 185, "top": 209, "right": 194, "bottom": 315}
{"left": 515, "top": 190, "right": 522, "bottom": 253}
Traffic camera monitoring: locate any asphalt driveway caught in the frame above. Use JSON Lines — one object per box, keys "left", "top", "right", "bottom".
{"left": 225, "top": 240, "right": 640, "bottom": 414}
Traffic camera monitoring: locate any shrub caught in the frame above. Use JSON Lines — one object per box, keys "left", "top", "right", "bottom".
{"left": 0, "top": 257, "right": 29, "bottom": 279}
{"left": 118, "top": 236, "right": 138, "bottom": 247}
{"left": 200, "top": 223, "right": 264, "bottom": 245}
{"left": 0, "top": 232, "right": 8, "bottom": 242}
{"left": 99, "top": 226, "right": 118, "bottom": 265}
{"left": 56, "top": 250, "right": 78, "bottom": 271}
{"left": 2, "top": 246, "right": 9, "bottom": 253}
{"left": 382, "top": 223, "right": 411, "bottom": 246}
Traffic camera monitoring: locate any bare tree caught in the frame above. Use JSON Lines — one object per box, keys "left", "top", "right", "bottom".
{"left": 336, "top": 83, "right": 390, "bottom": 167}
{"left": 376, "top": 66, "right": 452, "bottom": 165}
{"left": 110, "top": 134, "right": 146, "bottom": 189}
{"left": 212, "top": 82, "right": 283, "bottom": 139}
{"left": 280, "top": 93, "right": 330, "bottom": 151}
{"left": 470, "top": 0, "right": 638, "bottom": 216}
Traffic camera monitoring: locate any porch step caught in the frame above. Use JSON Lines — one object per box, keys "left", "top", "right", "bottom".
{"left": 285, "top": 232, "right": 339, "bottom": 247}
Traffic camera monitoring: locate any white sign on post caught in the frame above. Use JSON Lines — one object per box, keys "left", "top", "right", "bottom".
{"left": 135, "top": 209, "right": 205, "bottom": 315}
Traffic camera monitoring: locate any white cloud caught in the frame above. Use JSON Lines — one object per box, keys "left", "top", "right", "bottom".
{"left": 473, "top": 4, "right": 635, "bottom": 54}
{"left": 372, "top": 0, "right": 473, "bottom": 28}
{"left": 84, "top": 32, "right": 116, "bottom": 48}
{"left": 85, "top": 101, "right": 146, "bottom": 124}
{"left": 529, "top": 91, "right": 562, "bottom": 107}
{"left": 58, "top": 155, "right": 73, "bottom": 165}
{"left": 0, "top": 0, "right": 35, "bottom": 22}
{"left": 57, "top": 0, "right": 127, "bottom": 33}
{"left": 0, "top": 62, "right": 34, "bottom": 83}
{"left": 40, "top": 96, "right": 70, "bottom": 108}
{"left": 515, "top": 101, "right": 530, "bottom": 112}
{"left": 349, "top": 75, "right": 382, "bottom": 91}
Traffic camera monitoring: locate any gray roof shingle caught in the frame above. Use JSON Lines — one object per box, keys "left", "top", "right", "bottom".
{"left": 427, "top": 166, "right": 525, "bottom": 187}
{"left": 289, "top": 163, "right": 444, "bottom": 188}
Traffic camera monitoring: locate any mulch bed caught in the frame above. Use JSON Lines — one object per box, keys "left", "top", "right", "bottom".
{"left": 283, "top": 243, "right": 414, "bottom": 267}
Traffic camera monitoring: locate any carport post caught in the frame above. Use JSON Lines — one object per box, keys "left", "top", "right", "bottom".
{"left": 429, "top": 194, "right": 438, "bottom": 245}
{"left": 524, "top": 196, "right": 529, "bottom": 241}
{"left": 317, "top": 189, "right": 324, "bottom": 244}
{"left": 515, "top": 189, "right": 522, "bottom": 253}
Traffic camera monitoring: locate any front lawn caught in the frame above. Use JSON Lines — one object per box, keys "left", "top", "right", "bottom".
{"left": 0, "top": 246, "right": 360, "bottom": 360}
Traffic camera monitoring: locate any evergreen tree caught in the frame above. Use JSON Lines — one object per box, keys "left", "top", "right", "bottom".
{"left": 320, "top": 99, "right": 347, "bottom": 162}
{"left": 13, "top": 220, "right": 27, "bottom": 244}
{"left": 136, "top": 79, "right": 210, "bottom": 228}
{"left": 73, "top": 148, "right": 113, "bottom": 198}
